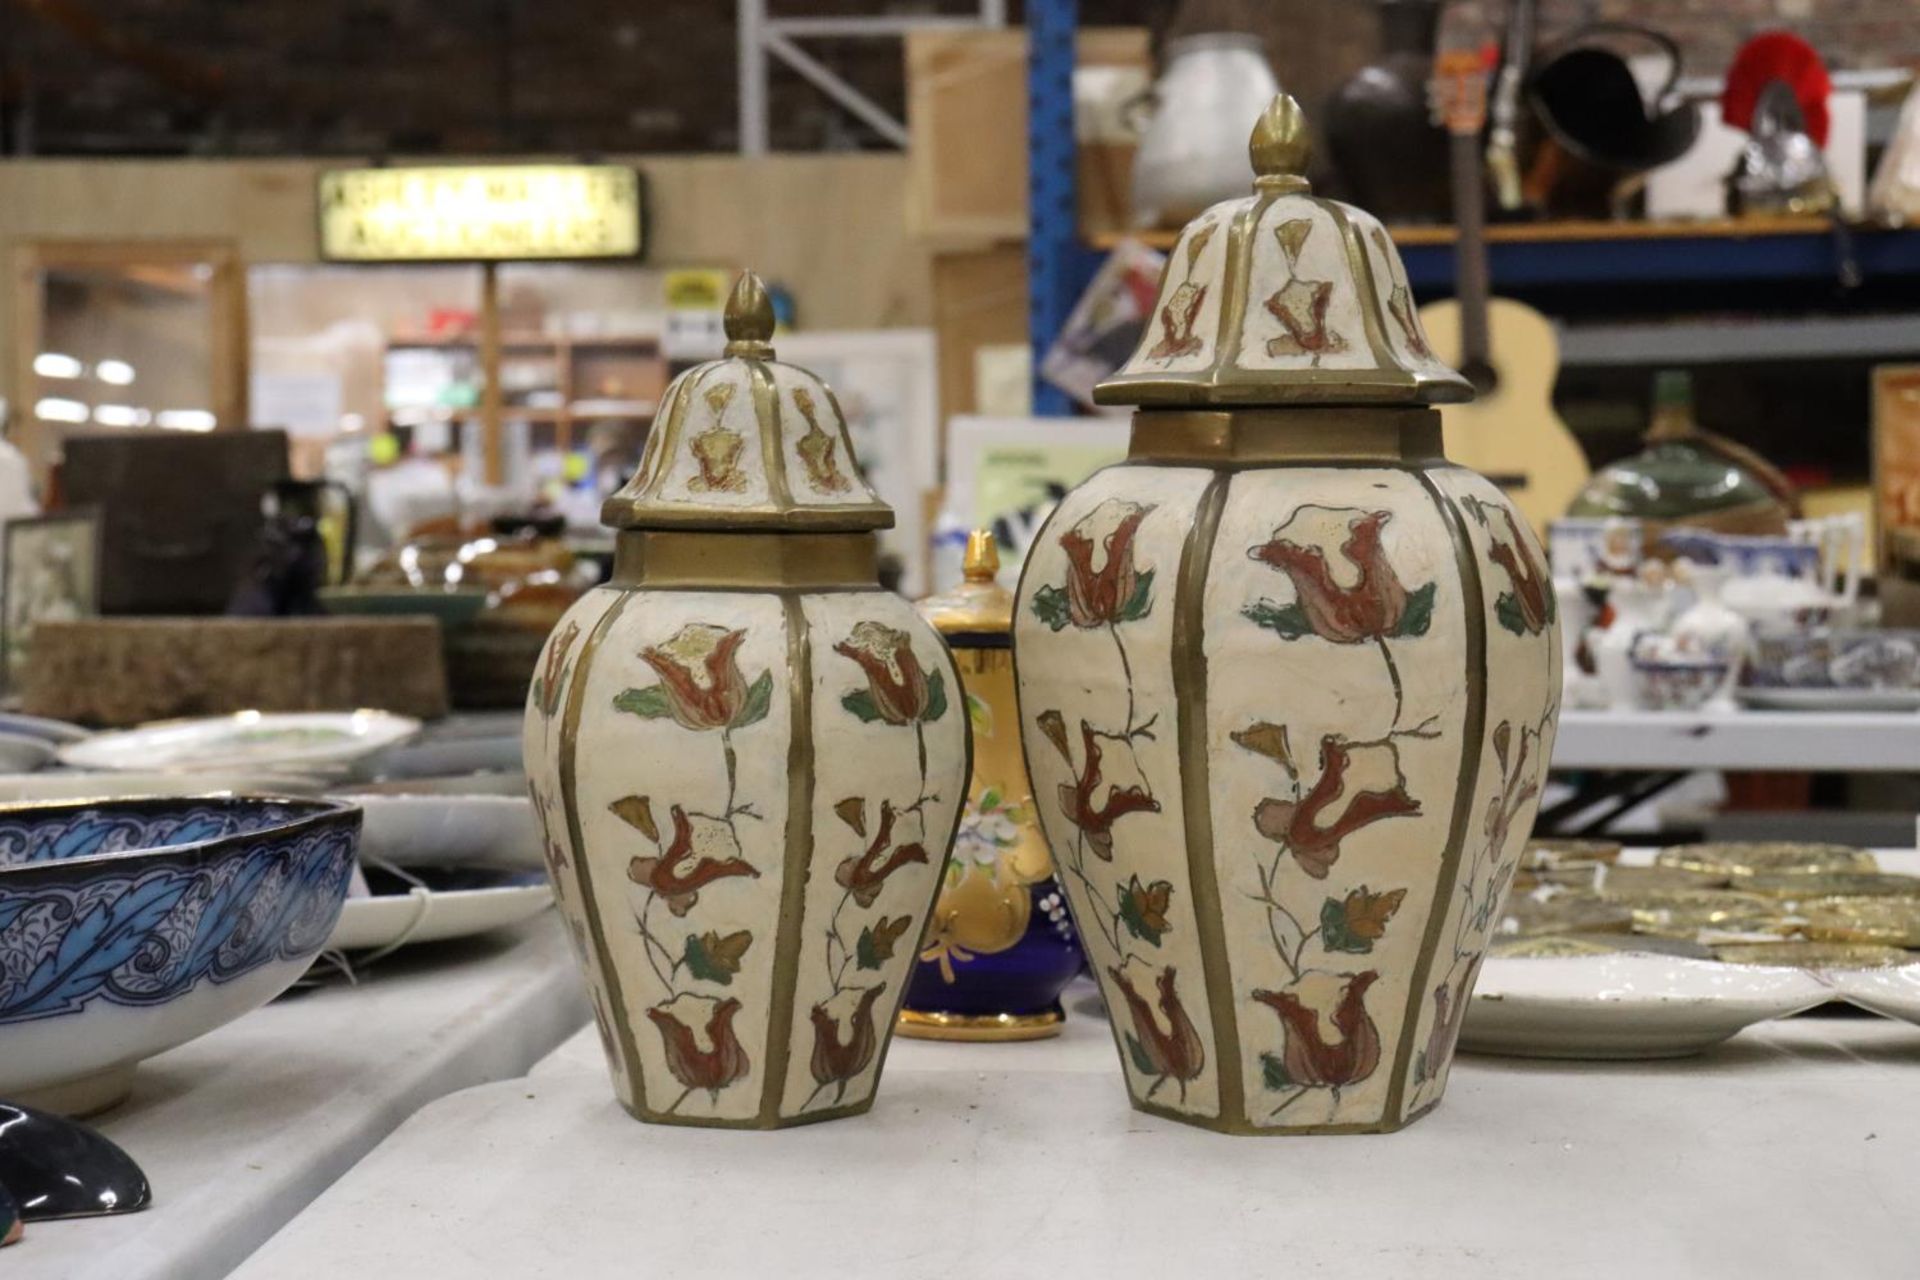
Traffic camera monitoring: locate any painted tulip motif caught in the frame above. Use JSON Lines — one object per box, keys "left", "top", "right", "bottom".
{"left": 1416, "top": 711, "right": 1552, "bottom": 1085}
{"left": 1043, "top": 713, "right": 1160, "bottom": 861}
{"left": 791, "top": 386, "right": 852, "bottom": 495}
{"left": 833, "top": 799, "right": 930, "bottom": 910}
{"left": 793, "top": 622, "right": 956, "bottom": 1113}
{"left": 1464, "top": 495, "right": 1556, "bottom": 637}
{"left": 1031, "top": 499, "right": 1157, "bottom": 632}
{"left": 1245, "top": 506, "right": 1434, "bottom": 646}
{"left": 530, "top": 619, "right": 580, "bottom": 722}
{"left": 836, "top": 620, "right": 943, "bottom": 726}
{"left": 627, "top": 805, "right": 761, "bottom": 917}
{"left": 1108, "top": 960, "right": 1206, "bottom": 1101}
{"left": 624, "top": 623, "right": 771, "bottom": 732}
{"left": 807, "top": 984, "right": 888, "bottom": 1106}
{"left": 648, "top": 993, "right": 752, "bottom": 1107}
{"left": 1252, "top": 736, "right": 1419, "bottom": 880}
{"left": 1255, "top": 970, "right": 1381, "bottom": 1097}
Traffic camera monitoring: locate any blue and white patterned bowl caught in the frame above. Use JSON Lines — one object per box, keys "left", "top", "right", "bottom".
{"left": 0, "top": 796, "right": 360, "bottom": 1115}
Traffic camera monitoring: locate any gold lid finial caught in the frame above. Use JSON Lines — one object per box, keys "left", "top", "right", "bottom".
{"left": 723, "top": 271, "right": 776, "bottom": 356}
{"left": 1249, "top": 93, "right": 1311, "bottom": 190}
{"left": 962, "top": 528, "right": 1000, "bottom": 582}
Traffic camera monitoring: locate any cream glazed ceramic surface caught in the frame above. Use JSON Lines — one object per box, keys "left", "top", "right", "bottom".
{"left": 525, "top": 587, "right": 965, "bottom": 1127}
{"left": 524, "top": 271, "right": 966, "bottom": 1128}
{"left": 1016, "top": 459, "right": 1555, "bottom": 1133}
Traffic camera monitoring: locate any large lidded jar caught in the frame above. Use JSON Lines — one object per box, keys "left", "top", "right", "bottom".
{"left": 524, "top": 273, "right": 970, "bottom": 1128}
{"left": 901, "top": 530, "right": 1084, "bottom": 1041}
{"left": 1013, "top": 96, "right": 1561, "bottom": 1134}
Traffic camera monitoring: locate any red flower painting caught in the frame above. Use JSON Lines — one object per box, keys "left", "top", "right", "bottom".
{"left": 808, "top": 984, "right": 888, "bottom": 1104}
{"left": 648, "top": 994, "right": 751, "bottom": 1101}
{"left": 834, "top": 799, "right": 930, "bottom": 910}
{"left": 835, "top": 621, "right": 940, "bottom": 726}
{"left": 628, "top": 805, "right": 760, "bottom": 916}
{"left": 1108, "top": 962, "right": 1206, "bottom": 1098}
{"left": 1255, "top": 969, "right": 1381, "bottom": 1091}
{"left": 1245, "top": 506, "right": 1434, "bottom": 645}
{"left": 1253, "top": 736, "right": 1419, "bottom": 879}
{"left": 1031, "top": 499, "right": 1158, "bottom": 633}
{"left": 1052, "top": 716, "right": 1160, "bottom": 861}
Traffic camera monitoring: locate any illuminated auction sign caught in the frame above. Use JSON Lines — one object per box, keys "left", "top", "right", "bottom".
{"left": 318, "top": 165, "right": 644, "bottom": 262}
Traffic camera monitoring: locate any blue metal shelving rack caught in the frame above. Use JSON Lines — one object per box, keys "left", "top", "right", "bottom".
{"left": 1026, "top": 0, "right": 1102, "bottom": 416}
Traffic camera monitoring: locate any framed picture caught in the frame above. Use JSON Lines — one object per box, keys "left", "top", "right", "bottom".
{"left": 3, "top": 509, "right": 103, "bottom": 693}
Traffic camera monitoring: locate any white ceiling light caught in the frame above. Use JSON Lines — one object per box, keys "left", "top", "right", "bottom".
{"left": 32, "top": 353, "right": 84, "bottom": 379}
{"left": 155, "top": 408, "right": 217, "bottom": 432}
{"left": 93, "top": 404, "right": 150, "bottom": 427}
{"left": 95, "top": 359, "right": 136, "bottom": 386}
{"left": 34, "top": 397, "right": 89, "bottom": 422}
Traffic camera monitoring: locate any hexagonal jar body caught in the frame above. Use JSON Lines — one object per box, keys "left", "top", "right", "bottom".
{"left": 523, "top": 273, "right": 968, "bottom": 1128}
{"left": 1013, "top": 416, "right": 1559, "bottom": 1133}
{"left": 1013, "top": 94, "right": 1562, "bottom": 1134}
{"left": 526, "top": 569, "right": 966, "bottom": 1127}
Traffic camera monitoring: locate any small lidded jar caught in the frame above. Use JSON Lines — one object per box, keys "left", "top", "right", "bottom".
{"left": 524, "top": 272, "right": 971, "bottom": 1128}
{"left": 903, "top": 530, "right": 1084, "bottom": 1040}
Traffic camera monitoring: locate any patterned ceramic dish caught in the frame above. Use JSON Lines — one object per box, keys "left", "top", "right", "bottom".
{"left": 1597, "top": 889, "right": 1780, "bottom": 938}
{"left": 1461, "top": 953, "right": 1830, "bottom": 1059}
{"left": 0, "top": 796, "right": 360, "bottom": 1115}
{"left": 1598, "top": 864, "right": 1730, "bottom": 893}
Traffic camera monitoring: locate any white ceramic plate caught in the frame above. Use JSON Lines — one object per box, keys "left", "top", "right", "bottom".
{"left": 0, "top": 730, "right": 57, "bottom": 774}
{"left": 1461, "top": 953, "right": 1832, "bottom": 1059}
{"left": 58, "top": 710, "right": 421, "bottom": 773}
{"left": 325, "top": 881, "right": 553, "bottom": 952}
{"left": 0, "top": 712, "right": 90, "bottom": 744}
{"left": 1825, "top": 964, "right": 1920, "bottom": 1024}
{"left": 345, "top": 793, "right": 543, "bottom": 872}
{"left": 0, "top": 769, "right": 327, "bottom": 803}
{"left": 1736, "top": 688, "right": 1920, "bottom": 712}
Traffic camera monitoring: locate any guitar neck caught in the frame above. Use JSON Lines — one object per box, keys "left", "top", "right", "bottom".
{"left": 1449, "top": 130, "right": 1493, "bottom": 368}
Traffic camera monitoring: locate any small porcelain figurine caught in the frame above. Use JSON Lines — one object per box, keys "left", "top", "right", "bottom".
{"left": 524, "top": 273, "right": 970, "bottom": 1127}
{"left": 902, "top": 530, "right": 1083, "bottom": 1040}
{"left": 1013, "top": 96, "right": 1560, "bottom": 1134}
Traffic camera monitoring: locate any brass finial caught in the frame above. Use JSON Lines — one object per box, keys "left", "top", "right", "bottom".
{"left": 723, "top": 271, "right": 776, "bottom": 356}
{"left": 962, "top": 528, "right": 1000, "bottom": 582}
{"left": 1249, "top": 93, "right": 1311, "bottom": 191}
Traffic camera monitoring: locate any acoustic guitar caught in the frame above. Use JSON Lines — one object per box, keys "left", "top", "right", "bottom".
{"left": 1418, "top": 28, "right": 1590, "bottom": 534}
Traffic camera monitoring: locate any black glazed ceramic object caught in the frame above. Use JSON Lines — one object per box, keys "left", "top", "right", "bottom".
{"left": 0, "top": 1100, "right": 152, "bottom": 1220}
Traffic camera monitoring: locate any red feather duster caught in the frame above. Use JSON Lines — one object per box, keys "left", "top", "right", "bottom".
{"left": 1722, "top": 30, "right": 1832, "bottom": 147}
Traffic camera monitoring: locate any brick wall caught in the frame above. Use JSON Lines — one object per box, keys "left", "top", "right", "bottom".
{"left": 0, "top": 0, "right": 1912, "bottom": 157}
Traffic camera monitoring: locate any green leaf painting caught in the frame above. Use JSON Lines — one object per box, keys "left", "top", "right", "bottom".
{"left": 1029, "top": 584, "right": 1072, "bottom": 632}
{"left": 613, "top": 685, "right": 674, "bottom": 718}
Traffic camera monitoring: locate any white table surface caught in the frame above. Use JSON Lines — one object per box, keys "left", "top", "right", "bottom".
{"left": 11, "top": 916, "right": 588, "bottom": 1280}
{"left": 1552, "top": 707, "right": 1920, "bottom": 772}
{"left": 236, "top": 979, "right": 1920, "bottom": 1280}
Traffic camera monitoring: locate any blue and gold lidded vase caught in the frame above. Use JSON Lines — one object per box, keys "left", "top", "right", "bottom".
{"left": 901, "top": 530, "right": 1084, "bottom": 1040}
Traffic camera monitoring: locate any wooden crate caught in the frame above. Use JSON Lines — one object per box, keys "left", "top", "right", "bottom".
{"left": 905, "top": 27, "right": 1149, "bottom": 245}
{"left": 23, "top": 617, "right": 450, "bottom": 726}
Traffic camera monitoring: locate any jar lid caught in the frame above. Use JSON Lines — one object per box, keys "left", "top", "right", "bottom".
{"left": 601, "top": 272, "right": 894, "bottom": 533}
{"left": 1096, "top": 94, "right": 1472, "bottom": 409}
{"left": 917, "top": 529, "right": 1012, "bottom": 636}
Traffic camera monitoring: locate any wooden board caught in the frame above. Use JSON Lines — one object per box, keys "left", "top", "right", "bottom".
{"left": 22, "top": 617, "right": 450, "bottom": 726}
{"left": 905, "top": 27, "right": 1149, "bottom": 246}
{"left": 931, "top": 246, "right": 1028, "bottom": 431}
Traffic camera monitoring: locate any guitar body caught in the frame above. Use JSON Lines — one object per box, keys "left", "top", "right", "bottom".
{"left": 1419, "top": 295, "right": 1590, "bottom": 533}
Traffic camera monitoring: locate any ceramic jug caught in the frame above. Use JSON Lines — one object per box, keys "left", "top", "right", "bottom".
{"left": 524, "top": 274, "right": 970, "bottom": 1128}
{"left": 1014, "top": 96, "right": 1561, "bottom": 1134}
{"left": 1130, "top": 34, "right": 1282, "bottom": 229}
